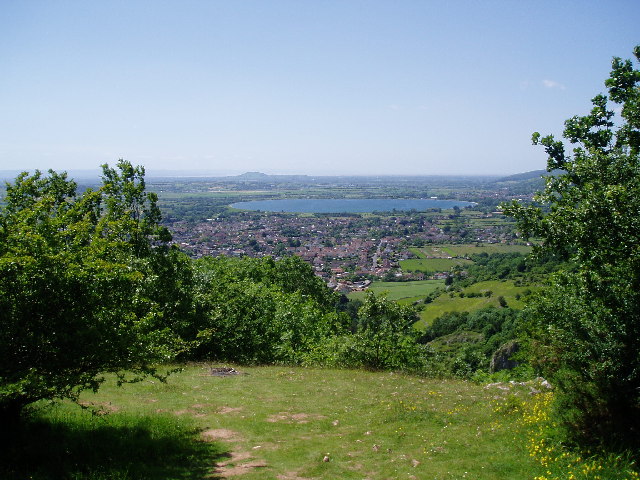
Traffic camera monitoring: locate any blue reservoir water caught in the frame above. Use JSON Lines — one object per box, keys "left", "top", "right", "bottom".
{"left": 230, "top": 198, "right": 475, "bottom": 213}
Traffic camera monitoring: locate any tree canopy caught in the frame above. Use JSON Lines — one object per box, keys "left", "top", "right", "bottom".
{"left": 0, "top": 161, "right": 184, "bottom": 421}
{"left": 503, "top": 46, "right": 640, "bottom": 447}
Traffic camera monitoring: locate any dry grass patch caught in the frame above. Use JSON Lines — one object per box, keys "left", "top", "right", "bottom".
{"left": 201, "top": 429, "right": 243, "bottom": 443}
{"left": 266, "top": 412, "right": 327, "bottom": 424}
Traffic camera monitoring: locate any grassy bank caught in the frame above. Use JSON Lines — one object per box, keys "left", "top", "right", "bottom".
{"left": 416, "top": 280, "right": 533, "bottom": 327}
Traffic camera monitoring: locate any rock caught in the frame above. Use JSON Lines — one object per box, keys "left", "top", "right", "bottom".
{"left": 210, "top": 367, "right": 241, "bottom": 376}
{"left": 490, "top": 340, "right": 520, "bottom": 372}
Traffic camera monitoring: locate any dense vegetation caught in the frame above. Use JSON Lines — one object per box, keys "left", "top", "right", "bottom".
{"left": 505, "top": 46, "right": 640, "bottom": 449}
{"left": 0, "top": 162, "right": 185, "bottom": 423}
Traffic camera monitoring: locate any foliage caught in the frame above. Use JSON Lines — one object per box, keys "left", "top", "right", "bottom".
{"left": 305, "top": 293, "right": 436, "bottom": 372}
{"left": 416, "top": 279, "right": 532, "bottom": 326}
{"left": 503, "top": 46, "right": 640, "bottom": 447}
{"left": 495, "top": 391, "right": 640, "bottom": 480}
{"left": 0, "top": 161, "right": 184, "bottom": 421}
{"left": 345, "top": 293, "right": 428, "bottom": 370}
{"left": 187, "top": 255, "right": 346, "bottom": 364}
{"left": 420, "top": 307, "right": 522, "bottom": 378}
{"left": 446, "top": 251, "right": 565, "bottom": 287}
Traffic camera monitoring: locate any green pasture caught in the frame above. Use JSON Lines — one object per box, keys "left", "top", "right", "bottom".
{"left": 348, "top": 279, "right": 444, "bottom": 304}
{"left": 415, "top": 280, "right": 533, "bottom": 328}
{"left": 410, "top": 243, "right": 531, "bottom": 259}
{"left": 446, "top": 244, "right": 531, "bottom": 256}
{"left": 400, "top": 257, "right": 473, "bottom": 273}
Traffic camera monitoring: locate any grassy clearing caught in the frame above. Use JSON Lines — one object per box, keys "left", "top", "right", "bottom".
{"left": 4, "top": 366, "right": 637, "bottom": 480}
{"left": 3, "top": 365, "right": 546, "bottom": 480}
{"left": 416, "top": 280, "right": 533, "bottom": 327}
{"left": 349, "top": 279, "right": 444, "bottom": 303}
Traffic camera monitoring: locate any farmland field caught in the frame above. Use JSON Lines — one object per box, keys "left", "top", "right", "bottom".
{"left": 348, "top": 279, "right": 444, "bottom": 304}
{"left": 400, "top": 257, "right": 473, "bottom": 273}
{"left": 410, "top": 243, "right": 531, "bottom": 259}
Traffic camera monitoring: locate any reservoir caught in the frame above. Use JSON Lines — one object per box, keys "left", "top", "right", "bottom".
{"left": 230, "top": 198, "right": 475, "bottom": 213}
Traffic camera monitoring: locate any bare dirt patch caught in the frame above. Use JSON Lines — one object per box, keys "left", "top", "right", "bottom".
{"left": 201, "top": 429, "right": 243, "bottom": 443}
{"left": 174, "top": 404, "right": 214, "bottom": 417}
{"left": 217, "top": 406, "right": 244, "bottom": 414}
{"left": 266, "top": 412, "right": 327, "bottom": 424}
{"left": 212, "top": 452, "right": 268, "bottom": 477}
{"left": 214, "top": 459, "right": 268, "bottom": 477}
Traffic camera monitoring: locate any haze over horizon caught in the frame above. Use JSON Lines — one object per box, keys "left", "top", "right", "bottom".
{"left": 1, "top": 1, "right": 638, "bottom": 176}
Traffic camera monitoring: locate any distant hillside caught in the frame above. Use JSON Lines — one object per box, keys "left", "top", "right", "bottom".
{"left": 235, "top": 171, "right": 271, "bottom": 180}
{"left": 491, "top": 169, "right": 563, "bottom": 195}
{"left": 497, "top": 170, "right": 547, "bottom": 182}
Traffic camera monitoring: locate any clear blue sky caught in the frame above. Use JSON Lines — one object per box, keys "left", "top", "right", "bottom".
{"left": 1, "top": 1, "right": 638, "bottom": 176}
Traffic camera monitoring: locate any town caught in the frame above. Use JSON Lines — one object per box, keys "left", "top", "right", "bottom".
{"left": 168, "top": 207, "right": 519, "bottom": 292}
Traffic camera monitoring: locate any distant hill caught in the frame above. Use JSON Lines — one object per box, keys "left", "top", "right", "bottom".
{"left": 491, "top": 169, "right": 563, "bottom": 195}
{"left": 236, "top": 171, "right": 270, "bottom": 180}
{"left": 496, "top": 170, "right": 547, "bottom": 182}
{"left": 496, "top": 169, "right": 563, "bottom": 181}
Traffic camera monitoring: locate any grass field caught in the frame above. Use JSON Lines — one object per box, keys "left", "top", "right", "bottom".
{"left": 348, "top": 279, "right": 444, "bottom": 304}
{"left": 400, "top": 257, "right": 473, "bottom": 273}
{"left": 2, "top": 365, "right": 549, "bottom": 480}
{"left": 410, "top": 243, "right": 531, "bottom": 259}
{"left": 415, "top": 280, "right": 533, "bottom": 328}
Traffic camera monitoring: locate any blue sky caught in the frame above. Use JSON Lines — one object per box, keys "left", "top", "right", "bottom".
{"left": 1, "top": 1, "right": 638, "bottom": 176}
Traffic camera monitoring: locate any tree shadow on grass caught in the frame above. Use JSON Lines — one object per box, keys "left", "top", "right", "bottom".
{"left": 0, "top": 411, "right": 230, "bottom": 480}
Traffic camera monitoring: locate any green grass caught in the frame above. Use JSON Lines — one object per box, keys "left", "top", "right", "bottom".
{"left": 348, "top": 279, "right": 444, "bottom": 303}
{"left": 411, "top": 243, "right": 531, "bottom": 259}
{"left": 416, "top": 280, "right": 534, "bottom": 327}
{"left": 2, "top": 365, "right": 547, "bottom": 480}
{"left": 446, "top": 244, "right": 531, "bottom": 256}
{"left": 400, "top": 257, "right": 473, "bottom": 273}
{"left": 1, "top": 403, "right": 225, "bottom": 480}
{"left": 4, "top": 366, "right": 637, "bottom": 479}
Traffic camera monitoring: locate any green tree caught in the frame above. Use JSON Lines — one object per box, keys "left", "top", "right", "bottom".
{"left": 189, "top": 255, "right": 345, "bottom": 364}
{"left": 347, "top": 293, "right": 424, "bottom": 370}
{"left": 503, "top": 46, "right": 640, "bottom": 447}
{"left": 0, "top": 161, "right": 184, "bottom": 423}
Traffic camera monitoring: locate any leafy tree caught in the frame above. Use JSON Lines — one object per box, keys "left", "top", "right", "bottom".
{"left": 188, "top": 255, "right": 345, "bottom": 364}
{"left": 0, "top": 161, "right": 184, "bottom": 423}
{"left": 503, "top": 46, "right": 640, "bottom": 447}
{"left": 343, "top": 293, "right": 425, "bottom": 370}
